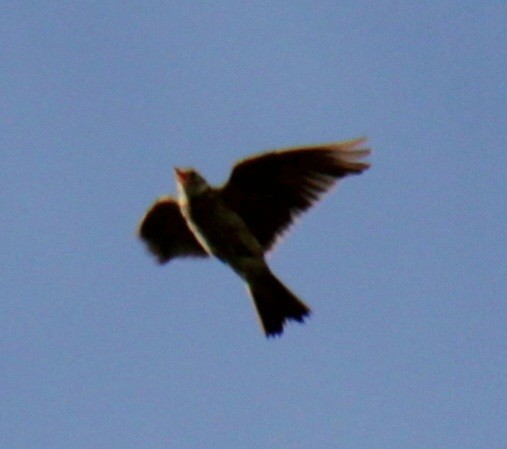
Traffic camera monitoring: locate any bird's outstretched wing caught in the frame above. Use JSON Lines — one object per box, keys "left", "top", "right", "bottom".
{"left": 219, "top": 138, "right": 370, "bottom": 251}
{"left": 138, "top": 196, "right": 208, "bottom": 263}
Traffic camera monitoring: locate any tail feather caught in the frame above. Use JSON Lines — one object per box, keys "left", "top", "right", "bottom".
{"left": 246, "top": 269, "right": 310, "bottom": 337}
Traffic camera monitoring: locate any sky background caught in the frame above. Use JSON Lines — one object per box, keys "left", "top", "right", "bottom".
{"left": 1, "top": 2, "right": 506, "bottom": 448}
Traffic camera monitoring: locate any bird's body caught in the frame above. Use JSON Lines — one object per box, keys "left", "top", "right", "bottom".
{"left": 179, "top": 186, "right": 263, "bottom": 265}
{"left": 138, "top": 138, "right": 370, "bottom": 337}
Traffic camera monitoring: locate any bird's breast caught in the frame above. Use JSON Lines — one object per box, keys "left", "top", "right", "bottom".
{"left": 182, "top": 193, "right": 263, "bottom": 261}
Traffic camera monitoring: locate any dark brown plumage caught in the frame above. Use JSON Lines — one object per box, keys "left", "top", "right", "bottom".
{"left": 220, "top": 138, "right": 370, "bottom": 251}
{"left": 139, "top": 197, "right": 207, "bottom": 263}
{"left": 138, "top": 138, "right": 370, "bottom": 336}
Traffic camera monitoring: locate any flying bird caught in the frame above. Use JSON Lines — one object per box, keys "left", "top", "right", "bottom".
{"left": 138, "top": 138, "right": 370, "bottom": 337}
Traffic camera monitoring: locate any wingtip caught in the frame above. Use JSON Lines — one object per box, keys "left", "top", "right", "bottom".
{"left": 332, "top": 136, "right": 371, "bottom": 154}
{"left": 328, "top": 137, "right": 371, "bottom": 172}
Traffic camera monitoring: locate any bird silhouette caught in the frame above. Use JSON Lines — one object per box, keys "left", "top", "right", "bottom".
{"left": 138, "top": 138, "right": 370, "bottom": 337}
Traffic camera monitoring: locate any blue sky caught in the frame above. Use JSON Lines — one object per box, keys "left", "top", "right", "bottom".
{"left": 1, "top": 2, "right": 506, "bottom": 448}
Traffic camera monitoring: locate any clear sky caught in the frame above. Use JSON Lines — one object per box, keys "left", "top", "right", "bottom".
{"left": 2, "top": 2, "right": 505, "bottom": 448}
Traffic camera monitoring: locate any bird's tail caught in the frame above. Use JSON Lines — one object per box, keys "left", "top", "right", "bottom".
{"left": 246, "top": 268, "right": 311, "bottom": 337}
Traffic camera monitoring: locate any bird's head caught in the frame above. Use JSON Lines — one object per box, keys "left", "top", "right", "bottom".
{"left": 174, "top": 167, "right": 210, "bottom": 199}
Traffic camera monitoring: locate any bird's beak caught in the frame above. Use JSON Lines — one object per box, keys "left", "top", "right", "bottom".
{"left": 174, "top": 167, "right": 189, "bottom": 184}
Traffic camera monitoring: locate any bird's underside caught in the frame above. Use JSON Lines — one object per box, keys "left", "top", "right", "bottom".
{"left": 138, "top": 137, "right": 370, "bottom": 337}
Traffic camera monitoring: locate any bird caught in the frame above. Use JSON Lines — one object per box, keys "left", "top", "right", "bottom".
{"left": 138, "top": 137, "right": 370, "bottom": 337}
